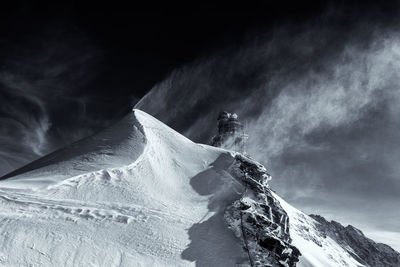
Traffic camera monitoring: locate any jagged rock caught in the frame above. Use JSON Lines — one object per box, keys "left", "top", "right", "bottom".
{"left": 310, "top": 214, "right": 400, "bottom": 267}
{"left": 208, "top": 111, "right": 398, "bottom": 266}
{"left": 228, "top": 153, "right": 272, "bottom": 190}
{"left": 224, "top": 153, "right": 301, "bottom": 267}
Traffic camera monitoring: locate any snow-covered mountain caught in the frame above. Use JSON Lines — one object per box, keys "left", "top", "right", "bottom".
{"left": 0, "top": 109, "right": 398, "bottom": 266}
{"left": 309, "top": 215, "right": 400, "bottom": 267}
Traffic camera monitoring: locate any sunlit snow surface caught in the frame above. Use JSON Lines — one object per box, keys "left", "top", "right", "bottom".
{"left": 273, "top": 193, "right": 363, "bottom": 267}
{"left": 0, "top": 110, "right": 362, "bottom": 266}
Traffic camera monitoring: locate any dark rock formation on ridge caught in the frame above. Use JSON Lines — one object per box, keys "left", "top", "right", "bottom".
{"left": 225, "top": 154, "right": 301, "bottom": 267}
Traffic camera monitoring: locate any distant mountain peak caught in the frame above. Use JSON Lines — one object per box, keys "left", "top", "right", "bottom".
{"left": 310, "top": 214, "right": 400, "bottom": 266}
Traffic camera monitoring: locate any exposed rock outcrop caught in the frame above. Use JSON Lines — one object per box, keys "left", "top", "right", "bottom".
{"left": 224, "top": 153, "right": 301, "bottom": 267}
{"left": 209, "top": 111, "right": 399, "bottom": 267}
{"left": 209, "top": 112, "right": 300, "bottom": 266}
{"left": 310, "top": 214, "right": 400, "bottom": 267}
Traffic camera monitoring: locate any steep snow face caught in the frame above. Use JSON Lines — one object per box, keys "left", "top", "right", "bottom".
{"left": 273, "top": 193, "right": 364, "bottom": 267}
{"left": 0, "top": 110, "right": 248, "bottom": 266}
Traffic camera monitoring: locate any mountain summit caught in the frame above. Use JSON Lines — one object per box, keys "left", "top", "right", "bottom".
{"left": 0, "top": 109, "right": 397, "bottom": 266}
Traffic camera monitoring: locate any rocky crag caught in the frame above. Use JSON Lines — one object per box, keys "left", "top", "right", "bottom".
{"left": 210, "top": 112, "right": 300, "bottom": 266}
{"left": 225, "top": 153, "right": 301, "bottom": 267}
{"left": 212, "top": 111, "right": 399, "bottom": 267}
{"left": 310, "top": 214, "right": 400, "bottom": 267}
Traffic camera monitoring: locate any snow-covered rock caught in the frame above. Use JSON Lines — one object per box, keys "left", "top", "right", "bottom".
{"left": 224, "top": 154, "right": 300, "bottom": 267}
{"left": 274, "top": 194, "right": 365, "bottom": 267}
{"left": 310, "top": 214, "right": 400, "bottom": 267}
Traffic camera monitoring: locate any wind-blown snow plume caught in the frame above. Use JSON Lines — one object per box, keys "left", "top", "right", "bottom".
{"left": 136, "top": 23, "right": 400, "bottom": 249}
{"left": 247, "top": 36, "right": 399, "bottom": 158}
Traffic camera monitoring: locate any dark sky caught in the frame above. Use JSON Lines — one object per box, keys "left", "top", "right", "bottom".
{"left": 1, "top": 0, "right": 400, "bottom": 250}
{"left": 0, "top": 0, "right": 350, "bottom": 175}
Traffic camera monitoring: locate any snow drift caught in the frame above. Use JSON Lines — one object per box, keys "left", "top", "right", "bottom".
{"left": 0, "top": 109, "right": 372, "bottom": 266}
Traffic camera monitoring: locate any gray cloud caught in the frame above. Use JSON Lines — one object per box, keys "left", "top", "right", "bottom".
{"left": 0, "top": 27, "right": 105, "bottom": 176}
{"left": 136, "top": 22, "right": 400, "bottom": 248}
{"left": 0, "top": 72, "right": 51, "bottom": 155}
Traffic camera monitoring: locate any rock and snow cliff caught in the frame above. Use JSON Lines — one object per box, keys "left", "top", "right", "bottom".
{"left": 0, "top": 109, "right": 397, "bottom": 266}
{"left": 224, "top": 154, "right": 301, "bottom": 266}
{"left": 310, "top": 215, "right": 400, "bottom": 267}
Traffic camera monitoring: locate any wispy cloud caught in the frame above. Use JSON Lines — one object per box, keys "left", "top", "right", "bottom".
{"left": 136, "top": 21, "right": 400, "bottom": 248}
{"left": 0, "top": 26, "right": 103, "bottom": 176}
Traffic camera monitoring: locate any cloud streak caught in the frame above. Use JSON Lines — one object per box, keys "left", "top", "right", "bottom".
{"left": 0, "top": 26, "right": 106, "bottom": 176}
{"left": 0, "top": 72, "right": 51, "bottom": 155}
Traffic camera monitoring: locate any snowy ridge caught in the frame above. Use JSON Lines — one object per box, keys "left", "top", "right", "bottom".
{"left": 0, "top": 110, "right": 247, "bottom": 266}
{"left": 274, "top": 194, "right": 364, "bottom": 267}
{"left": 0, "top": 111, "right": 147, "bottom": 189}
{"left": 309, "top": 214, "right": 400, "bottom": 266}
{"left": 0, "top": 109, "right": 369, "bottom": 266}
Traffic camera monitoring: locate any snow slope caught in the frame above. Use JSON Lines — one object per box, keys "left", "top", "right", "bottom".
{"left": 273, "top": 193, "right": 363, "bottom": 267}
{"left": 0, "top": 109, "right": 363, "bottom": 266}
